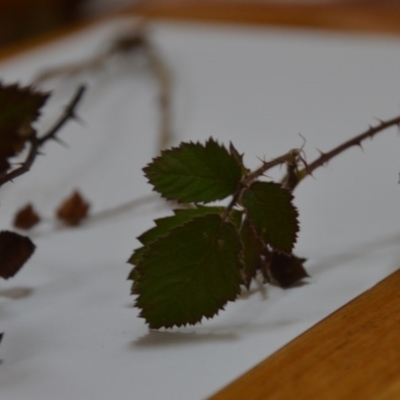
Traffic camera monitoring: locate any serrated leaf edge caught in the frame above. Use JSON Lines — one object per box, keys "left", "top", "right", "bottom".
{"left": 134, "top": 215, "right": 244, "bottom": 328}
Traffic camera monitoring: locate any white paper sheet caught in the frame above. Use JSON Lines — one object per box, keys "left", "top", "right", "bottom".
{"left": 0, "top": 19, "right": 399, "bottom": 400}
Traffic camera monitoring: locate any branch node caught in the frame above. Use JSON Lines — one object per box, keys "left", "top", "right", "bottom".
{"left": 286, "top": 113, "right": 400, "bottom": 191}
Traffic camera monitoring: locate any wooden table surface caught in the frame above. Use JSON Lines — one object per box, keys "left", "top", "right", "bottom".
{"left": 1, "top": 2, "right": 400, "bottom": 399}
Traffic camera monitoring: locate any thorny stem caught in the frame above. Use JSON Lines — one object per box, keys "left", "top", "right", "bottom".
{"left": 287, "top": 114, "right": 400, "bottom": 191}
{"left": 224, "top": 113, "right": 400, "bottom": 218}
{"left": 244, "top": 149, "right": 301, "bottom": 184}
{"left": 0, "top": 85, "right": 86, "bottom": 187}
{"left": 222, "top": 184, "right": 245, "bottom": 221}
{"left": 9, "top": 23, "right": 171, "bottom": 230}
{"left": 38, "top": 85, "right": 86, "bottom": 145}
{"left": 222, "top": 149, "right": 302, "bottom": 220}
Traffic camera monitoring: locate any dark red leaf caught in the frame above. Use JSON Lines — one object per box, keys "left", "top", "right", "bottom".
{"left": 269, "top": 252, "right": 308, "bottom": 288}
{"left": 0, "top": 231, "right": 35, "bottom": 279}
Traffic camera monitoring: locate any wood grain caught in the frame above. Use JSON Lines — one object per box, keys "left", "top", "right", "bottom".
{"left": 0, "top": 19, "right": 95, "bottom": 62}
{"left": 210, "top": 268, "right": 400, "bottom": 400}
{"left": 130, "top": 1, "right": 400, "bottom": 36}
{"left": 3, "top": 3, "right": 400, "bottom": 63}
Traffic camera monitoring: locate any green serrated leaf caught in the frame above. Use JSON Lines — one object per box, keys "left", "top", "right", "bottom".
{"left": 143, "top": 138, "right": 242, "bottom": 203}
{"left": 128, "top": 207, "right": 243, "bottom": 289}
{"left": 128, "top": 247, "right": 146, "bottom": 270}
{"left": 229, "top": 142, "right": 249, "bottom": 176}
{"left": 240, "top": 217, "right": 264, "bottom": 288}
{"left": 242, "top": 181, "right": 299, "bottom": 254}
{"left": 134, "top": 214, "right": 243, "bottom": 329}
{"left": 138, "top": 207, "right": 225, "bottom": 246}
{"left": 127, "top": 267, "right": 140, "bottom": 282}
{"left": 127, "top": 206, "right": 226, "bottom": 272}
{"left": 127, "top": 268, "right": 141, "bottom": 294}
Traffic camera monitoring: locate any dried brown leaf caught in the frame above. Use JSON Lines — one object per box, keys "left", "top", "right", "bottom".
{"left": 13, "top": 203, "right": 41, "bottom": 230}
{"left": 56, "top": 190, "right": 90, "bottom": 226}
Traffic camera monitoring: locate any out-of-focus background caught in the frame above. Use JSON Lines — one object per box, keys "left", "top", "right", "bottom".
{"left": 0, "top": 0, "right": 138, "bottom": 47}
{"left": 1, "top": 0, "right": 400, "bottom": 48}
